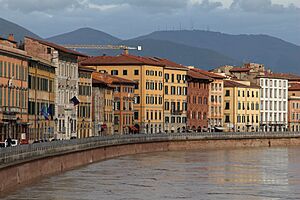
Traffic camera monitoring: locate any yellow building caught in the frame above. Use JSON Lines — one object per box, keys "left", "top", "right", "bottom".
{"left": 223, "top": 80, "right": 260, "bottom": 132}
{"left": 77, "top": 67, "right": 94, "bottom": 138}
{"left": 152, "top": 58, "right": 188, "bottom": 133}
{"left": 28, "top": 58, "right": 55, "bottom": 141}
{"left": 81, "top": 54, "right": 165, "bottom": 134}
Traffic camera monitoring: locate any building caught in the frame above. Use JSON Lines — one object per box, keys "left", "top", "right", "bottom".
{"left": 189, "top": 67, "right": 225, "bottom": 132}
{"left": 24, "top": 37, "right": 87, "bottom": 140}
{"left": 256, "top": 74, "right": 288, "bottom": 132}
{"left": 0, "top": 34, "right": 30, "bottom": 141}
{"left": 77, "top": 67, "right": 94, "bottom": 138}
{"left": 91, "top": 72, "right": 136, "bottom": 135}
{"left": 81, "top": 54, "right": 165, "bottom": 134}
{"left": 186, "top": 69, "right": 212, "bottom": 132}
{"left": 223, "top": 80, "right": 260, "bottom": 132}
{"left": 28, "top": 58, "right": 55, "bottom": 141}
{"left": 92, "top": 73, "right": 114, "bottom": 136}
{"left": 152, "top": 57, "right": 188, "bottom": 133}
{"left": 288, "top": 83, "right": 300, "bottom": 132}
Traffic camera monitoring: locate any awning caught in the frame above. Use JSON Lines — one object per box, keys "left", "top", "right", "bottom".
{"left": 130, "top": 126, "right": 138, "bottom": 131}
{"left": 101, "top": 124, "right": 107, "bottom": 129}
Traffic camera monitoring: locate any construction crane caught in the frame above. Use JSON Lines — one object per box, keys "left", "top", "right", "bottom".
{"left": 62, "top": 44, "right": 142, "bottom": 55}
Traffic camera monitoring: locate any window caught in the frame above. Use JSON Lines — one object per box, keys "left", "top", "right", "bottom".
{"left": 225, "top": 115, "right": 230, "bottom": 123}
{"left": 225, "top": 102, "right": 230, "bottom": 110}
{"left": 47, "top": 47, "right": 52, "bottom": 54}
{"left": 225, "top": 90, "right": 230, "bottom": 96}
{"left": 171, "top": 74, "right": 174, "bottom": 82}
{"left": 165, "top": 86, "right": 168, "bottom": 95}
{"left": 165, "top": 117, "right": 169, "bottom": 123}
{"left": 134, "top": 112, "right": 139, "bottom": 120}
{"left": 165, "top": 101, "right": 170, "bottom": 110}
{"left": 171, "top": 86, "right": 176, "bottom": 95}
{"left": 123, "top": 70, "right": 128, "bottom": 75}
{"left": 134, "top": 70, "right": 139, "bottom": 75}
{"left": 111, "top": 70, "right": 118, "bottom": 75}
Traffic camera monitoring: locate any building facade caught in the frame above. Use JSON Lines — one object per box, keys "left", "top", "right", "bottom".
{"left": 0, "top": 34, "right": 29, "bottom": 141}
{"left": 223, "top": 80, "right": 260, "bottom": 132}
{"left": 288, "top": 83, "right": 300, "bottom": 132}
{"left": 24, "top": 37, "right": 86, "bottom": 140}
{"left": 189, "top": 68, "right": 225, "bottom": 132}
{"left": 81, "top": 54, "right": 165, "bottom": 134}
{"left": 77, "top": 67, "right": 94, "bottom": 138}
{"left": 92, "top": 73, "right": 114, "bottom": 136}
{"left": 257, "top": 76, "right": 288, "bottom": 132}
{"left": 154, "top": 58, "right": 188, "bottom": 133}
{"left": 187, "top": 69, "right": 212, "bottom": 132}
{"left": 28, "top": 59, "right": 55, "bottom": 141}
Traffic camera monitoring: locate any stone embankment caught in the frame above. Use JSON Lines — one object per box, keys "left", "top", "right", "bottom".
{"left": 1, "top": 132, "right": 300, "bottom": 196}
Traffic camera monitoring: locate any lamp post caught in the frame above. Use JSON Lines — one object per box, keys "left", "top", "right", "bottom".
{"left": 82, "top": 118, "right": 85, "bottom": 138}
{"left": 70, "top": 118, "right": 73, "bottom": 138}
{"left": 16, "top": 117, "right": 21, "bottom": 140}
{"left": 54, "top": 118, "right": 58, "bottom": 139}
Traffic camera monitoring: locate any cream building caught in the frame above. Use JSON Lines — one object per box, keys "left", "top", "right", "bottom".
{"left": 223, "top": 80, "right": 260, "bottom": 132}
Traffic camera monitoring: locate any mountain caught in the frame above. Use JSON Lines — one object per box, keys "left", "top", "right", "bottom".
{"left": 0, "top": 17, "right": 40, "bottom": 42}
{"left": 47, "top": 27, "right": 121, "bottom": 45}
{"left": 46, "top": 28, "right": 240, "bottom": 69}
{"left": 134, "top": 30, "right": 300, "bottom": 73}
{"left": 122, "top": 39, "right": 241, "bottom": 69}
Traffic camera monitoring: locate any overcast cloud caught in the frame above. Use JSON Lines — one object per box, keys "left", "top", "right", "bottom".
{"left": 0, "top": 0, "right": 299, "bottom": 45}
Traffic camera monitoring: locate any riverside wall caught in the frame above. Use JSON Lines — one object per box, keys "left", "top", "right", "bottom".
{"left": 1, "top": 132, "right": 300, "bottom": 195}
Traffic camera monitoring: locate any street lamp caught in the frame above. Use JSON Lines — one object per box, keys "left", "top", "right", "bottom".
{"left": 54, "top": 118, "right": 58, "bottom": 139}
{"left": 16, "top": 117, "right": 21, "bottom": 139}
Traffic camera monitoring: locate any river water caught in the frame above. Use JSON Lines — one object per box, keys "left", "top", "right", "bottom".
{"left": 3, "top": 147, "right": 300, "bottom": 200}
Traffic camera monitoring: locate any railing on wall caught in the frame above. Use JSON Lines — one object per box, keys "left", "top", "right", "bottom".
{"left": 1, "top": 132, "right": 300, "bottom": 167}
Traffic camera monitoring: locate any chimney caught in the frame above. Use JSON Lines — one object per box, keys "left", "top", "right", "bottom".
{"left": 8, "top": 34, "right": 15, "bottom": 42}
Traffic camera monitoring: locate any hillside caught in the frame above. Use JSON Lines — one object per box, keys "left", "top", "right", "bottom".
{"left": 47, "top": 27, "right": 121, "bottom": 45}
{"left": 0, "top": 17, "right": 40, "bottom": 42}
{"left": 135, "top": 30, "right": 300, "bottom": 73}
{"left": 122, "top": 39, "right": 241, "bottom": 69}
{"left": 45, "top": 28, "right": 241, "bottom": 69}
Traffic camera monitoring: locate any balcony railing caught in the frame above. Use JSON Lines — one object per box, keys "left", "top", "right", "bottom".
{"left": 171, "top": 109, "right": 183, "bottom": 115}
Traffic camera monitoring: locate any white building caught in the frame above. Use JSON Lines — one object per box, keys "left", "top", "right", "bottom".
{"left": 258, "top": 76, "right": 288, "bottom": 132}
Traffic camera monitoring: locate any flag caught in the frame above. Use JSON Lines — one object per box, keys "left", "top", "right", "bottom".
{"left": 48, "top": 104, "right": 53, "bottom": 120}
{"left": 70, "top": 96, "right": 80, "bottom": 106}
{"left": 41, "top": 105, "right": 49, "bottom": 120}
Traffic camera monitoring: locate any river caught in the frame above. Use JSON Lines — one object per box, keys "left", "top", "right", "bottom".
{"left": 3, "top": 147, "right": 300, "bottom": 200}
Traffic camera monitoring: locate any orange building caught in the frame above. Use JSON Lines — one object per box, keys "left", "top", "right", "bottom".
{"left": 92, "top": 72, "right": 136, "bottom": 135}
{"left": 0, "top": 34, "right": 30, "bottom": 141}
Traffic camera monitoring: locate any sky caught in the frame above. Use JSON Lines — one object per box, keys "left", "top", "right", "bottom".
{"left": 0, "top": 0, "right": 299, "bottom": 45}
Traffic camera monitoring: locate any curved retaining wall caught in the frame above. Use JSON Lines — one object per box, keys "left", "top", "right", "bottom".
{"left": 1, "top": 132, "right": 300, "bottom": 196}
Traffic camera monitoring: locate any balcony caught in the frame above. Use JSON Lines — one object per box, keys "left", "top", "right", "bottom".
{"left": 171, "top": 109, "right": 183, "bottom": 115}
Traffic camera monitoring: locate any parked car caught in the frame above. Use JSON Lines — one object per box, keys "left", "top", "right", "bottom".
{"left": 4, "top": 139, "right": 18, "bottom": 147}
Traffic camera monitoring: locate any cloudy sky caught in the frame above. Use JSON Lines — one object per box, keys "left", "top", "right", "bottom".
{"left": 0, "top": 0, "right": 299, "bottom": 45}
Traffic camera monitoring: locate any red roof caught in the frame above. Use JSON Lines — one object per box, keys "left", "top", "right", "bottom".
{"left": 92, "top": 72, "right": 137, "bottom": 86}
{"left": 229, "top": 67, "right": 251, "bottom": 73}
{"left": 25, "top": 36, "right": 87, "bottom": 57}
{"left": 289, "top": 83, "right": 300, "bottom": 91}
{"left": 224, "top": 80, "right": 260, "bottom": 88}
{"left": 190, "top": 68, "right": 225, "bottom": 79}
{"left": 187, "top": 70, "right": 212, "bottom": 80}
{"left": 81, "top": 54, "right": 164, "bottom": 67}
{"left": 150, "top": 57, "right": 188, "bottom": 70}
